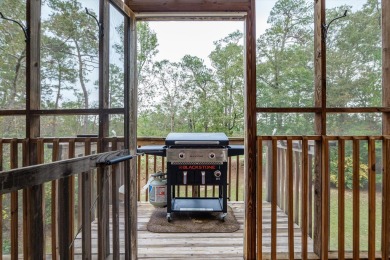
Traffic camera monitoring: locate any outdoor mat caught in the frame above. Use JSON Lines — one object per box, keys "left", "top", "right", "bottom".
{"left": 147, "top": 206, "right": 240, "bottom": 233}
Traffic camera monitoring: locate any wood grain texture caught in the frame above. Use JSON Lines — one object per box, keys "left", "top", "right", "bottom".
{"left": 338, "top": 138, "right": 345, "bottom": 260}
{"left": 26, "top": 0, "right": 44, "bottom": 257}
{"left": 81, "top": 139, "right": 92, "bottom": 260}
{"left": 368, "top": 137, "right": 376, "bottom": 260}
{"left": 383, "top": 0, "right": 390, "bottom": 135}
{"left": 256, "top": 138, "right": 263, "bottom": 260}
{"left": 97, "top": 166, "right": 110, "bottom": 259}
{"left": 0, "top": 139, "right": 2, "bottom": 258}
{"left": 111, "top": 140, "right": 120, "bottom": 259}
{"left": 321, "top": 137, "right": 329, "bottom": 260}
{"left": 313, "top": 0, "right": 326, "bottom": 255}
{"left": 383, "top": 137, "right": 390, "bottom": 259}
{"left": 0, "top": 150, "right": 128, "bottom": 194}
{"left": 301, "top": 137, "right": 309, "bottom": 260}
{"left": 271, "top": 138, "right": 278, "bottom": 260}
{"left": 72, "top": 202, "right": 315, "bottom": 258}
{"left": 127, "top": 0, "right": 250, "bottom": 12}
{"left": 10, "top": 139, "right": 18, "bottom": 260}
{"left": 123, "top": 6, "right": 138, "bottom": 259}
{"left": 287, "top": 138, "right": 294, "bottom": 259}
{"left": 110, "top": 0, "right": 135, "bottom": 17}
{"left": 243, "top": 1, "right": 257, "bottom": 259}
{"left": 352, "top": 138, "right": 360, "bottom": 260}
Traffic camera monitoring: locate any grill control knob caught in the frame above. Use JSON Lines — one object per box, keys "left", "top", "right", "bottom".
{"left": 214, "top": 170, "right": 221, "bottom": 178}
{"left": 179, "top": 152, "right": 185, "bottom": 159}
{"left": 209, "top": 152, "right": 215, "bottom": 159}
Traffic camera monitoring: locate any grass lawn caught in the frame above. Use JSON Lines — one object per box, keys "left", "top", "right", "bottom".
{"left": 329, "top": 187, "right": 383, "bottom": 251}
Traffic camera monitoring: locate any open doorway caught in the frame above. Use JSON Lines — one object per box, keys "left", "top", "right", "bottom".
{"left": 135, "top": 19, "right": 246, "bottom": 258}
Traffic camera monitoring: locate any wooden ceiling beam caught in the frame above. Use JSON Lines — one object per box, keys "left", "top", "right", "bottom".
{"left": 127, "top": 0, "right": 251, "bottom": 13}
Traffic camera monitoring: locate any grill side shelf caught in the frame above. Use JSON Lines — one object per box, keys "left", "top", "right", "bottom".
{"left": 137, "top": 145, "right": 166, "bottom": 157}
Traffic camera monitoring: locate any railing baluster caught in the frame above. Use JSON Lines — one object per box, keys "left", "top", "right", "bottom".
{"left": 51, "top": 139, "right": 60, "bottom": 260}
{"left": 308, "top": 153, "right": 313, "bottom": 238}
{"left": 145, "top": 154, "right": 149, "bottom": 201}
{"left": 0, "top": 139, "right": 3, "bottom": 258}
{"left": 69, "top": 140, "right": 75, "bottom": 260}
{"left": 321, "top": 136, "right": 329, "bottom": 260}
{"left": 228, "top": 157, "right": 232, "bottom": 200}
{"left": 112, "top": 139, "right": 120, "bottom": 259}
{"left": 82, "top": 139, "right": 92, "bottom": 260}
{"left": 368, "top": 137, "right": 376, "bottom": 259}
{"left": 278, "top": 148, "right": 281, "bottom": 210}
{"left": 236, "top": 155, "right": 239, "bottom": 201}
{"left": 271, "top": 137, "right": 278, "bottom": 260}
{"left": 301, "top": 137, "right": 308, "bottom": 260}
{"left": 22, "top": 139, "right": 28, "bottom": 258}
{"left": 382, "top": 137, "right": 390, "bottom": 259}
{"left": 294, "top": 150, "right": 300, "bottom": 225}
{"left": 97, "top": 140, "right": 110, "bottom": 259}
{"left": 10, "top": 139, "right": 18, "bottom": 260}
{"left": 58, "top": 139, "right": 75, "bottom": 259}
{"left": 256, "top": 137, "right": 263, "bottom": 260}
{"left": 338, "top": 138, "right": 345, "bottom": 260}
{"left": 137, "top": 148, "right": 141, "bottom": 201}
{"left": 162, "top": 156, "right": 165, "bottom": 173}
{"left": 352, "top": 138, "right": 360, "bottom": 260}
{"left": 287, "top": 137, "right": 294, "bottom": 260}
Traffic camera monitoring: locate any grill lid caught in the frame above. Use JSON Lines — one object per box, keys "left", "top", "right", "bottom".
{"left": 165, "top": 133, "right": 229, "bottom": 146}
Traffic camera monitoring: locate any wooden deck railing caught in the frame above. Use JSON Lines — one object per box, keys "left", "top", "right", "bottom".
{"left": 2, "top": 136, "right": 389, "bottom": 259}
{"left": 0, "top": 137, "right": 136, "bottom": 259}
{"left": 256, "top": 135, "right": 390, "bottom": 259}
{"left": 0, "top": 136, "right": 244, "bottom": 258}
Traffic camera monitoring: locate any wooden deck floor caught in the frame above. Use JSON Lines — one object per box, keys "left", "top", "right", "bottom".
{"left": 74, "top": 201, "right": 316, "bottom": 259}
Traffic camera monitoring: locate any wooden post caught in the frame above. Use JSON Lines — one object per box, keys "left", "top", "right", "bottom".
{"left": 314, "top": 0, "right": 326, "bottom": 255}
{"left": 124, "top": 4, "right": 138, "bottom": 259}
{"left": 244, "top": 1, "right": 257, "bottom": 258}
{"left": 26, "top": 0, "right": 44, "bottom": 258}
{"left": 382, "top": 0, "right": 390, "bottom": 257}
{"left": 98, "top": 0, "right": 111, "bottom": 256}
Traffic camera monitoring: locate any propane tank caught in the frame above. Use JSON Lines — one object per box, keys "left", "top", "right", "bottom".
{"left": 144, "top": 171, "right": 167, "bottom": 207}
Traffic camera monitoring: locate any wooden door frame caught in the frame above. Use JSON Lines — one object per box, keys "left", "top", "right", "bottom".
{"left": 121, "top": 0, "right": 258, "bottom": 259}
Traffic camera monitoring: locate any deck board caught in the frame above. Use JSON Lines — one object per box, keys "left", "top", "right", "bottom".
{"left": 73, "top": 201, "right": 315, "bottom": 259}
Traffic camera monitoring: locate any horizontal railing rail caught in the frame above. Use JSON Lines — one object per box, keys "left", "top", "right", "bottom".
{"left": 0, "top": 137, "right": 134, "bottom": 259}
{"left": 4, "top": 136, "right": 387, "bottom": 259}
{"left": 0, "top": 136, "right": 245, "bottom": 258}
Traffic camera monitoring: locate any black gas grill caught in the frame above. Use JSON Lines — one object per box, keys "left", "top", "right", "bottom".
{"left": 139, "top": 132, "right": 244, "bottom": 221}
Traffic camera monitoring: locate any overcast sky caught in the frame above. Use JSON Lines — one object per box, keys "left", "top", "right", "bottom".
{"left": 147, "top": 0, "right": 367, "bottom": 66}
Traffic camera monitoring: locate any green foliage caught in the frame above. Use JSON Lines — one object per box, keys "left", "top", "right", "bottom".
{"left": 0, "top": 0, "right": 384, "bottom": 138}
{"left": 329, "top": 156, "right": 369, "bottom": 189}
